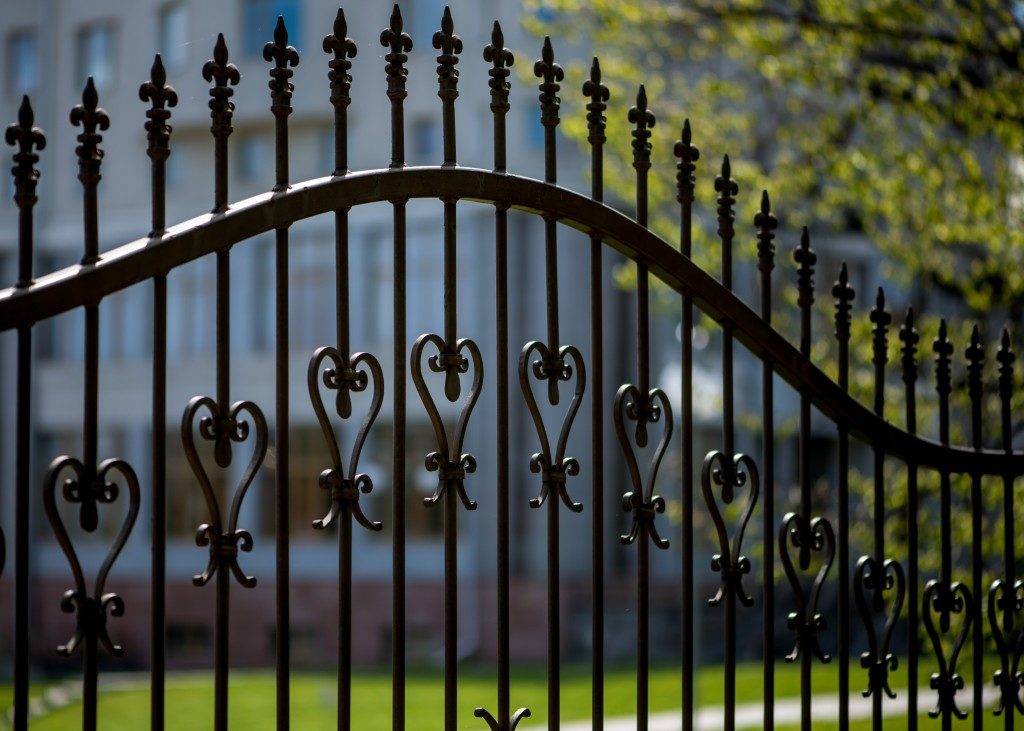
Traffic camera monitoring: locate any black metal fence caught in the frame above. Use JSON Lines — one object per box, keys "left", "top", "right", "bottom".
{"left": 1, "top": 5, "right": 1022, "bottom": 731}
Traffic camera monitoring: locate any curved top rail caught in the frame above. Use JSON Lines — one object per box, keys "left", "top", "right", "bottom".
{"left": 3, "top": 165, "right": 1019, "bottom": 475}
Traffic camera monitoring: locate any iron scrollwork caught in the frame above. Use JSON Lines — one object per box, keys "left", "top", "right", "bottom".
{"left": 520, "top": 342, "right": 585, "bottom": 513}
{"left": 778, "top": 513, "right": 835, "bottom": 663}
{"left": 989, "top": 578, "right": 1024, "bottom": 715}
{"left": 854, "top": 556, "right": 906, "bottom": 698}
{"left": 181, "top": 397, "right": 268, "bottom": 588}
{"left": 308, "top": 347, "right": 383, "bottom": 532}
{"left": 922, "top": 579, "right": 973, "bottom": 720}
{"left": 615, "top": 385, "right": 672, "bottom": 549}
{"left": 43, "top": 456, "right": 140, "bottom": 656}
{"left": 703, "top": 452, "right": 759, "bottom": 606}
{"left": 411, "top": 334, "right": 483, "bottom": 511}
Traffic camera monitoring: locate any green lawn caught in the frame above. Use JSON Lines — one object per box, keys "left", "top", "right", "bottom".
{"left": 2, "top": 661, "right": 1012, "bottom": 729}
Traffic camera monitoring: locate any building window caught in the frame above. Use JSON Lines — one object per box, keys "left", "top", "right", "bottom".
{"left": 410, "top": 117, "right": 439, "bottom": 165}
{"left": 7, "top": 30, "right": 38, "bottom": 95}
{"left": 77, "top": 22, "right": 117, "bottom": 90}
{"left": 242, "top": 0, "right": 302, "bottom": 57}
{"left": 238, "top": 132, "right": 268, "bottom": 182}
{"left": 158, "top": 2, "right": 189, "bottom": 73}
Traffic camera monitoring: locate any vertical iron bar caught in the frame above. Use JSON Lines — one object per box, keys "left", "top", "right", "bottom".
{"left": 264, "top": 19, "right": 299, "bottom": 731}
{"left": 7, "top": 94, "right": 45, "bottom": 731}
{"left": 996, "top": 330, "right": 1015, "bottom": 731}
{"left": 140, "top": 56, "right": 176, "bottom": 731}
{"left": 834, "top": 265, "right": 854, "bottom": 731}
{"left": 900, "top": 308, "right": 919, "bottom": 731}
{"left": 966, "top": 327, "right": 984, "bottom": 731}
{"left": 586, "top": 59, "right": 609, "bottom": 731}
{"left": 755, "top": 191, "right": 777, "bottom": 731}
{"left": 381, "top": 10, "right": 411, "bottom": 729}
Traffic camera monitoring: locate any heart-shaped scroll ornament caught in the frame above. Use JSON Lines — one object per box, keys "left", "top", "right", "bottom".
{"left": 922, "top": 579, "right": 973, "bottom": 720}
{"left": 519, "top": 341, "right": 585, "bottom": 513}
{"left": 702, "top": 451, "right": 759, "bottom": 606}
{"left": 614, "top": 384, "right": 672, "bottom": 549}
{"left": 779, "top": 513, "right": 835, "bottom": 663}
{"left": 308, "top": 346, "right": 384, "bottom": 532}
{"left": 43, "top": 456, "right": 140, "bottom": 657}
{"left": 989, "top": 578, "right": 1024, "bottom": 716}
{"left": 411, "top": 334, "right": 483, "bottom": 511}
{"left": 854, "top": 556, "right": 906, "bottom": 698}
{"left": 181, "top": 396, "right": 267, "bottom": 588}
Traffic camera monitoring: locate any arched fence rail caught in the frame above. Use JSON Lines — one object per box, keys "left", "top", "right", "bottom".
{"left": 1, "top": 5, "right": 1022, "bottom": 731}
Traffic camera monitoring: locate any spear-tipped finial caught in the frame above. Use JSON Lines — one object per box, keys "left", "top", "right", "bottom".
{"left": 324, "top": 8, "right": 358, "bottom": 111}
{"left": 433, "top": 6, "right": 463, "bottom": 101}
{"left": 484, "top": 21, "right": 514, "bottom": 115}
{"left": 70, "top": 77, "right": 110, "bottom": 185}
{"left": 264, "top": 16, "right": 300, "bottom": 116}
{"left": 966, "top": 324, "right": 984, "bottom": 404}
{"left": 899, "top": 307, "right": 919, "bottom": 385}
{"left": 934, "top": 319, "right": 954, "bottom": 398}
{"left": 832, "top": 262, "right": 855, "bottom": 344}
{"left": 381, "top": 4, "right": 413, "bottom": 100}
{"left": 6, "top": 95, "right": 46, "bottom": 191}
{"left": 754, "top": 190, "right": 777, "bottom": 274}
{"left": 869, "top": 288, "right": 891, "bottom": 369}
{"left": 628, "top": 85, "right": 656, "bottom": 173}
{"left": 715, "top": 154, "right": 738, "bottom": 243}
{"left": 673, "top": 119, "right": 700, "bottom": 207}
{"left": 583, "top": 57, "right": 609, "bottom": 146}
{"left": 997, "top": 329, "right": 1015, "bottom": 403}
{"left": 535, "top": 37, "right": 563, "bottom": 128}
{"left": 139, "top": 55, "right": 178, "bottom": 161}
{"left": 203, "top": 34, "right": 240, "bottom": 142}
{"left": 794, "top": 226, "right": 816, "bottom": 311}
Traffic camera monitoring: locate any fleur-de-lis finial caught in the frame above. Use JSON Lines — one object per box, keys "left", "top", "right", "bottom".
{"left": 900, "top": 307, "right": 919, "bottom": 386}
{"left": 6, "top": 95, "right": 46, "bottom": 229}
{"left": 793, "top": 227, "right": 816, "bottom": 313}
{"left": 534, "top": 37, "right": 563, "bottom": 128}
{"left": 264, "top": 16, "right": 300, "bottom": 116}
{"left": 997, "top": 329, "right": 1014, "bottom": 405}
{"left": 754, "top": 190, "right": 777, "bottom": 275}
{"left": 870, "top": 288, "right": 891, "bottom": 370}
{"left": 628, "top": 85, "right": 656, "bottom": 174}
{"left": 203, "top": 33, "right": 240, "bottom": 138}
{"left": 715, "top": 155, "right": 738, "bottom": 246}
{"left": 583, "top": 57, "right": 609, "bottom": 147}
{"left": 935, "top": 319, "right": 954, "bottom": 399}
{"left": 483, "top": 21, "right": 514, "bottom": 115}
{"left": 832, "top": 262, "right": 855, "bottom": 344}
{"left": 324, "top": 8, "right": 357, "bottom": 105}
{"left": 673, "top": 119, "right": 699, "bottom": 208}
{"left": 433, "top": 6, "right": 463, "bottom": 101}
{"left": 966, "top": 325, "right": 984, "bottom": 406}
{"left": 70, "top": 78, "right": 110, "bottom": 190}
{"left": 138, "top": 55, "right": 178, "bottom": 162}
{"left": 381, "top": 4, "right": 413, "bottom": 101}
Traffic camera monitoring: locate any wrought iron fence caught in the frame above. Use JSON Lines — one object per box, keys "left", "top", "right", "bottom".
{"left": 1, "top": 5, "right": 1022, "bottom": 731}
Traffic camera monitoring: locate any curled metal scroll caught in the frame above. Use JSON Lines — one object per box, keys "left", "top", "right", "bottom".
{"left": 854, "top": 556, "right": 905, "bottom": 698}
{"left": 614, "top": 385, "right": 672, "bottom": 548}
{"left": 702, "top": 451, "right": 759, "bottom": 606}
{"left": 411, "top": 334, "right": 483, "bottom": 510}
{"left": 922, "top": 579, "right": 973, "bottom": 720}
{"left": 181, "top": 396, "right": 267, "bottom": 588}
{"left": 520, "top": 342, "right": 584, "bottom": 512}
{"left": 474, "top": 707, "right": 532, "bottom": 731}
{"left": 989, "top": 578, "right": 1024, "bottom": 716}
{"left": 779, "top": 513, "right": 835, "bottom": 663}
{"left": 43, "top": 456, "right": 140, "bottom": 656}
{"left": 308, "top": 347, "right": 383, "bottom": 532}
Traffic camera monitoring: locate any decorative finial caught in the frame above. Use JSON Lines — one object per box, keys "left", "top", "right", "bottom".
{"left": 70, "top": 77, "right": 110, "bottom": 188}
{"left": 324, "top": 8, "right": 358, "bottom": 104}
{"left": 715, "top": 155, "right": 738, "bottom": 245}
{"left": 934, "top": 319, "right": 954, "bottom": 398}
{"left": 433, "top": 6, "right": 463, "bottom": 102}
{"left": 899, "top": 307, "right": 919, "bottom": 385}
{"left": 966, "top": 325, "right": 984, "bottom": 405}
{"left": 794, "top": 227, "right": 816, "bottom": 311}
{"left": 534, "top": 37, "right": 563, "bottom": 128}
{"left": 483, "top": 21, "right": 514, "bottom": 114}
{"left": 381, "top": 4, "right": 413, "bottom": 101}
{"left": 832, "top": 262, "right": 855, "bottom": 344}
{"left": 203, "top": 34, "right": 240, "bottom": 139}
{"left": 997, "top": 329, "right": 1015, "bottom": 405}
{"left": 673, "top": 119, "right": 700, "bottom": 208}
{"left": 754, "top": 190, "right": 777, "bottom": 275}
{"left": 6, "top": 95, "right": 46, "bottom": 209}
{"left": 264, "top": 16, "right": 300, "bottom": 116}
{"left": 583, "top": 58, "right": 609, "bottom": 147}
{"left": 628, "top": 85, "right": 656, "bottom": 174}
{"left": 870, "top": 288, "right": 891, "bottom": 370}
{"left": 139, "top": 55, "right": 178, "bottom": 162}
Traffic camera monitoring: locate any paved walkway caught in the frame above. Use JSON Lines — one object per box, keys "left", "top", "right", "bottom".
{"left": 557, "top": 686, "right": 1000, "bottom": 730}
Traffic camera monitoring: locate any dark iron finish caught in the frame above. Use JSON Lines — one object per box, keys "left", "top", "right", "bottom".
{"left": 781, "top": 228, "right": 834, "bottom": 731}
{"left": 834, "top": 263, "right": 856, "bottom": 731}
{"left": 138, "top": 53, "right": 177, "bottom": 731}
{"left": 854, "top": 289, "right": 905, "bottom": 730}
{"left": 8, "top": 13, "right": 1024, "bottom": 731}
{"left": 264, "top": 18, "right": 299, "bottom": 731}
{"left": 702, "top": 155, "right": 759, "bottom": 731}
{"left": 990, "top": 330, "right": 1024, "bottom": 725}
{"left": 924, "top": 320, "right": 973, "bottom": 730}
{"left": 5, "top": 93, "right": 44, "bottom": 731}
{"left": 380, "top": 9, "right": 411, "bottom": 729}
{"left": 754, "top": 190, "right": 776, "bottom": 731}
{"left": 899, "top": 307, "right": 920, "bottom": 731}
